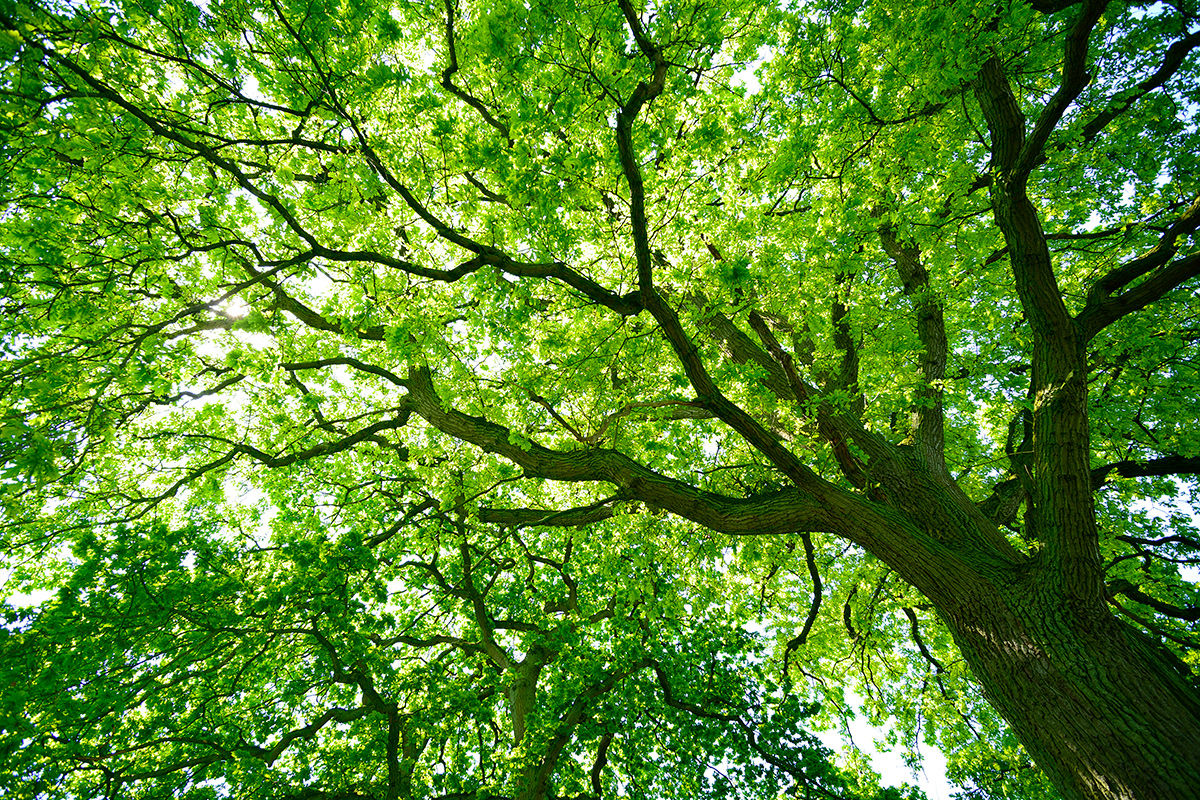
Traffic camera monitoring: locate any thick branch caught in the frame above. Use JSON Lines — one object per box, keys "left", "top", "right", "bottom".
{"left": 458, "top": 540, "right": 515, "bottom": 672}
{"left": 1091, "top": 455, "right": 1200, "bottom": 489}
{"left": 405, "top": 366, "right": 832, "bottom": 536}
{"left": 902, "top": 606, "right": 946, "bottom": 673}
{"left": 982, "top": 454, "right": 1200, "bottom": 522}
{"left": 747, "top": 311, "right": 869, "bottom": 488}
{"left": 1108, "top": 579, "right": 1200, "bottom": 622}
{"left": 1090, "top": 195, "right": 1200, "bottom": 296}
{"left": 976, "top": 55, "right": 1099, "bottom": 594}
{"left": 974, "top": 57, "right": 1074, "bottom": 339}
{"left": 590, "top": 733, "right": 614, "bottom": 797}
{"left": 690, "top": 295, "right": 793, "bottom": 399}
{"left": 1079, "top": 196, "right": 1200, "bottom": 340}
{"left": 828, "top": 284, "right": 864, "bottom": 415}
{"left": 1019, "top": 0, "right": 1108, "bottom": 176}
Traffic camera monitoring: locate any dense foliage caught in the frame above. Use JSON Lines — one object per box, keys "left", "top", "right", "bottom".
{"left": 1, "top": 0, "right": 1198, "bottom": 798}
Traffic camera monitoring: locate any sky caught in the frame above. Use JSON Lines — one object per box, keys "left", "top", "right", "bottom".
{"left": 815, "top": 691, "right": 953, "bottom": 800}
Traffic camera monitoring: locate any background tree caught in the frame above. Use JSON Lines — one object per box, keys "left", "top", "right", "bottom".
{"left": 0, "top": 0, "right": 1198, "bottom": 798}
{"left": 3, "top": 513, "right": 877, "bottom": 800}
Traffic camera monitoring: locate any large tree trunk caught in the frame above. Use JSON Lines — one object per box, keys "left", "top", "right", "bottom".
{"left": 950, "top": 44, "right": 1200, "bottom": 796}
{"left": 825, "top": 449, "right": 1200, "bottom": 800}
{"left": 921, "top": 554, "right": 1200, "bottom": 800}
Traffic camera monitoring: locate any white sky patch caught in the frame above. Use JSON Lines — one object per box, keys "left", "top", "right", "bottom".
{"left": 220, "top": 294, "right": 252, "bottom": 319}
{"left": 242, "top": 73, "right": 268, "bottom": 103}
{"left": 0, "top": 577, "right": 55, "bottom": 610}
{"left": 1131, "top": 480, "right": 1200, "bottom": 582}
{"left": 730, "top": 45, "right": 773, "bottom": 96}
{"left": 814, "top": 690, "right": 952, "bottom": 800}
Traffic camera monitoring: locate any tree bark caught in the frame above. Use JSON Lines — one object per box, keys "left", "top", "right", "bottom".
{"left": 933, "top": 568, "right": 1200, "bottom": 800}
{"left": 844, "top": 459, "right": 1200, "bottom": 800}
{"left": 817, "top": 447, "right": 1200, "bottom": 800}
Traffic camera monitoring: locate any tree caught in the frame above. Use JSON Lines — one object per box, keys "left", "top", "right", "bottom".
{"left": 0, "top": 0, "right": 1198, "bottom": 796}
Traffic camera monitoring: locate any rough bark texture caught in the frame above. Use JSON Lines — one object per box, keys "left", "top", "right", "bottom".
{"left": 939, "top": 568, "right": 1200, "bottom": 800}
{"left": 829, "top": 456, "right": 1200, "bottom": 800}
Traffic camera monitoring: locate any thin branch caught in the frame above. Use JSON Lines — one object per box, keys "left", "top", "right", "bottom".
{"left": 1107, "top": 595, "right": 1199, "bottom": 649}
{"left": 1108, "top": 579, "right": 1200, "bottom": 622}
{"left": 1030, "top": 0, "right": 1085, "bottom": 11}
{"left": 1081, "top": 30, "right": 1200, "bottom": 143}
{"left": 586, "top": 399, "right": 713, "bottom": 445}
{"left": 521, "top": 660, "right": 646, "bottom": 799}
{"left": 282, "top": 357, "right": 408, "bottom": 388}
{"left": 441, "top": 0, "right": 511, "bottom": 142}
{"left": 476, "top": 497, "right": 621, "bottom": 529}
{"left": 222, "top": 414, "right": 414, "bottom": 469}
{"left": 611, "top": 0, "right": 827, "bottom": 490}
{"left": 783, "top": 533, "right": 823, "bottom": 680}
{"left": 29, "top": 16, "right": 644, "bottom": 328}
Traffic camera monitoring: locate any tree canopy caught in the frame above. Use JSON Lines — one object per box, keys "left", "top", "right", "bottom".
{"left": 1, "top": 0, "right": 1198, "bottom": 798}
